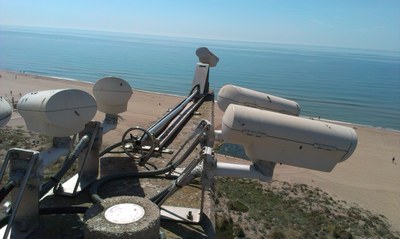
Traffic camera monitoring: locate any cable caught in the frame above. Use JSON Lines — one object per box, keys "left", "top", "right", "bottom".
{"left": 90, "top": 127, "right": 204, "bottom": 204}
{"left": 98, "top": 85, "right": 202, "bottom": 159}
{"left": 0, "top": 215, "right": 10, "bottom": 229}
{"left": 92, "top": 122, "right": 209, "bottom": 205}
{"left": 0, "top": 206, "right": 88, "bottom": 229}
{"left": 39, "top": 135, "right": 91, "bottom": 198}
{"left": 149, "top": 184, "right": 173, "bottom": 205}
{"left": 89, "top": 170, "right": 177, "bottom": 204}
{"left": 99, "top": 141, "right": 123, "bottom": 157}
{"left": 39, "top": 206, "right": 88, "bottom": 215}
{"left": 0, "top": 180, "right": 16, "bottom": 202}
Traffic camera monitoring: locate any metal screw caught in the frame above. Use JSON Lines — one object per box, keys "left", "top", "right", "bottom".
{"left": 187, "top": 211, "right": 193, "bottom": 220}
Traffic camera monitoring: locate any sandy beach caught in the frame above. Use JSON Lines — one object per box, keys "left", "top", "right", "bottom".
{"left": 0, "top": 70, "right": 184, "bottom": 146}
{"left": 1, "top": 70, "right": 399, "bottom": 232}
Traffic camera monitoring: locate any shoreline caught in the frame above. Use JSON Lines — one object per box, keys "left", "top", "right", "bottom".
{"left": 1, "top": 70, "right": 400, "bottom": 232}
{"left": 306, "top": 116, "right": 400, "bottom": 133}
{"left": 3, "top": 69, "right": 399, "bottom": 132}
{"left": 215, "top": 98, "right": 400, "bottom": 133}
{"left": 0, "top": 69, "right": 187, "bottom": 98}
{"left": 45, "top": 73, "right": 190, "bottom": 99}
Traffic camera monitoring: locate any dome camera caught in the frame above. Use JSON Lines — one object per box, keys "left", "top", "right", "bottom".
{"left": 93, "top": 77, "right": 133, "bottom": 114}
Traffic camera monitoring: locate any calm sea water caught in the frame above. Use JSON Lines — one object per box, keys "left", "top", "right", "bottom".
{"left": 1, "top": 26, "right": 399, "bottom": 130}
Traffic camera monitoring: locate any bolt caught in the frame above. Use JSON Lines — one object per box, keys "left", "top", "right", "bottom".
{"left": 187, "top": 211, "right": 193, "bottom": 221}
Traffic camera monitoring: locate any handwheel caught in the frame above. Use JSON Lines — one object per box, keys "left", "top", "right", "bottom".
{"left": 121, "top": 127, "right": 155, "bottom": 165}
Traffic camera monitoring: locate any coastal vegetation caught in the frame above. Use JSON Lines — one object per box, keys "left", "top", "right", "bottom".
{"left": 215, "top": 177, "right": 400, "bottom": 239}
{"left": 0, "top": 126, "right": 73, "bottom": 182}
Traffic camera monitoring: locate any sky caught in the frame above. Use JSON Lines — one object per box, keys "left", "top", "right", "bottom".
{"left": 0, "top": 0, "right": 399, "bottom": 52}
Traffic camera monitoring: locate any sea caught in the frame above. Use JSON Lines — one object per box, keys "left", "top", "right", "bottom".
{"left": 1, "top": 26, "right": 399, "bottom": 130}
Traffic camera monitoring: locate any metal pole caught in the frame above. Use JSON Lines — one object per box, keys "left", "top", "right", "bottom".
{"left": 148, "top": 88, "right": 199, "bottom": 137}
{"left": 3, "top": 151, "right": 38, "bottom": 239}
{"left": 158, "top": 93, "right": 207, "bottom": 148}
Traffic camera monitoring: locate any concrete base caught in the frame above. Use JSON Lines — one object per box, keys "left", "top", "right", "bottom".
{"left": 84, "top": 196, "right": 160, "bottom": 239}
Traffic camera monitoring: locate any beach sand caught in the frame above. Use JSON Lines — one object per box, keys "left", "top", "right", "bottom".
{"left": 1, "top": 70, "right": 400, "bottom": 232}
{"left": 0, "top": 70, "right": 184, "bottom": 146}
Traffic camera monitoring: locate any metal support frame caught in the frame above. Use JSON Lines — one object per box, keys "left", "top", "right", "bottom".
{"left": 106, "top": 60, "right": 212, "bottom": 166}
{"left": 160, "top": 146, "right": 214, "bottom": 224}
{"left": 191, "top": 63, "right": 210, "bottom": 95}
{"left": 102, "top": 113, "right": 118, "bottom": 134}
{"left": 146, "top": 62, "right": 211, "bottom": 152}
{"left": 0, "top": 50, "right": 220, "bottom": 239}
{"left": 0, "top": 149, "right": 40, "bottom": 239}
{"left": 56, "top": 121, "right": 101, "bottom": 196}
{"left": 0, "top": 120, "right": 109, "bottom": 238}
{"left": 159, "top": 120, "right": 214, "bottom": 224}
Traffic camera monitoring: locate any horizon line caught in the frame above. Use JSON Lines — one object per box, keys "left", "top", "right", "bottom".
{"left": 1, "top": 24, "right": 399, "bottom": 54}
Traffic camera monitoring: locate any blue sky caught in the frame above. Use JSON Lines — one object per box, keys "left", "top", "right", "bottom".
{"left": 0, "top": 0, "right": 399, "bottom": 51}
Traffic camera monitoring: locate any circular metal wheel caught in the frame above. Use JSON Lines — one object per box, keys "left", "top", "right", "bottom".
{"left": 121, "top": 127, "right": 155, "bottom": 164}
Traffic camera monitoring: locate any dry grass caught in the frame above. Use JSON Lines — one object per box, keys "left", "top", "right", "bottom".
{"left": 215, "top": 177, "right": 400, "bottom": 239}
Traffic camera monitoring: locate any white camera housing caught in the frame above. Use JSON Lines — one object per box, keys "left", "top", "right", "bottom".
{"left": 93, "top": 77, "right": 133, "bottom": 114}
{"left": 17, "top": 89, "right": 97, "bottom": 137}
{"left": 221, "top": 104, "right": 357, "bottom": 172}
{"left": 0, "top": 98, "right": 12, "bottom": 127}
{"left": 217, "top": 84, "right": 300, "bottom": 116}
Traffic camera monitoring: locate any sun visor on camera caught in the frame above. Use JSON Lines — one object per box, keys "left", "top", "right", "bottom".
{"left": 217, "top": 84, "right": 300, "bottom": 116}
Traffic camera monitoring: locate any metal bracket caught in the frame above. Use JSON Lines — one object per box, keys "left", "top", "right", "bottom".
{"left": 191, "top": 63, "right": 210, "bottom": 95}
{"left": 102, "top": 114, "right": 118, "bottom": 134}
{"left": 159, "top": 145, "right": 214, "bottom": 225}
{"left": 0, "top": 148, "right": 40, "bottom": 239}
{"left": 56, "top": 121, "right": 101, "bottom": 196}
